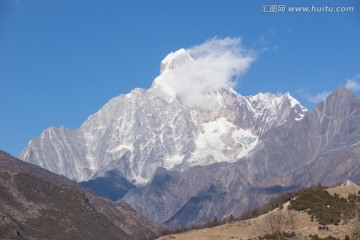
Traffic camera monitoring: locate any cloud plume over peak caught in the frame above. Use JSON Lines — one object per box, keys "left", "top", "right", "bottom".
{"left": 345, "top": 75, "right": 360, "bottom": 92}
{"left": 153, "top": 37, "right": 255, "bottom": 109}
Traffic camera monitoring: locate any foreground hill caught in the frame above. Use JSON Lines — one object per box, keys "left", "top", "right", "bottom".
{"left": 158, "top": 185, "right": 360, "bottom": 239}
{"left": 0, "top": 150, "right": 167, "bottom": 239}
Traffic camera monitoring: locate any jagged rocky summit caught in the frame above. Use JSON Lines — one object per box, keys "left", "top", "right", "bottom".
{"left": 121, "top": 86, "right": 360, "bottom": 226}
{"left": 19, "top": 48, "right": 307, "bottom": 184}
{"left": 18, "top": 48, "right": 360, "bottom": 226}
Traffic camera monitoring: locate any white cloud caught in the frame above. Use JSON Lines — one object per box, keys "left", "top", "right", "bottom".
{"left": 304, "top": 91, "right": 332, "bottom": 104}
{"left": 345, "top": 75, "right": 360, "bottom": 92}
{"left": 301, "top": 74, "right": 360, "bottom": 105}
{"left": 154, "top": 37, "right": 255, "bottom": 110}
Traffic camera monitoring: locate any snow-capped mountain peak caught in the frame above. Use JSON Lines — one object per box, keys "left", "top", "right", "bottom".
{"left": 19, "top": 48, "right": 308, "bottom": 184}
{"left": 152, "top": 48, "right": 194, "bottom": 99}
{"left": 160, "top": 48, "right": 193, "bottom": 74}
{"left": 285, "top": 92, "right": 307, "bottom": 111}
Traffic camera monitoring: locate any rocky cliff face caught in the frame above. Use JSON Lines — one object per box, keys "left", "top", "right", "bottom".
{"left": 122, "top": 163, "right": 255, "bottom": 226}
{"left": 19, "top": 48, "right": 306, "bottom": 185}
{"left": 244, "top": 87, "right": 360, "bottom": 187}
{"left": 17, "top": 48, "right": 360, "bottom": 227}
{"left": 122, "top": 88, "right": 360, "bottom": 226}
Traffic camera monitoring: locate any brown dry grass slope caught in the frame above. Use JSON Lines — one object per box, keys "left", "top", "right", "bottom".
{"left": 158, "top": 186, "right": 360, "bottom": 240}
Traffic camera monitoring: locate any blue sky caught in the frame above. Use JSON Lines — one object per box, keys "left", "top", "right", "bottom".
{"left": 1, "top": 0, "right": 360, "bottom": 156}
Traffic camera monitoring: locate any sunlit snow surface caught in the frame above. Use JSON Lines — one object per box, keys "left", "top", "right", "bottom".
{"left": 189, "top": 117, "right": 258, "bottom": 165}
{"left": 20, "top": 48, "right": 307, "bottom": 184}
